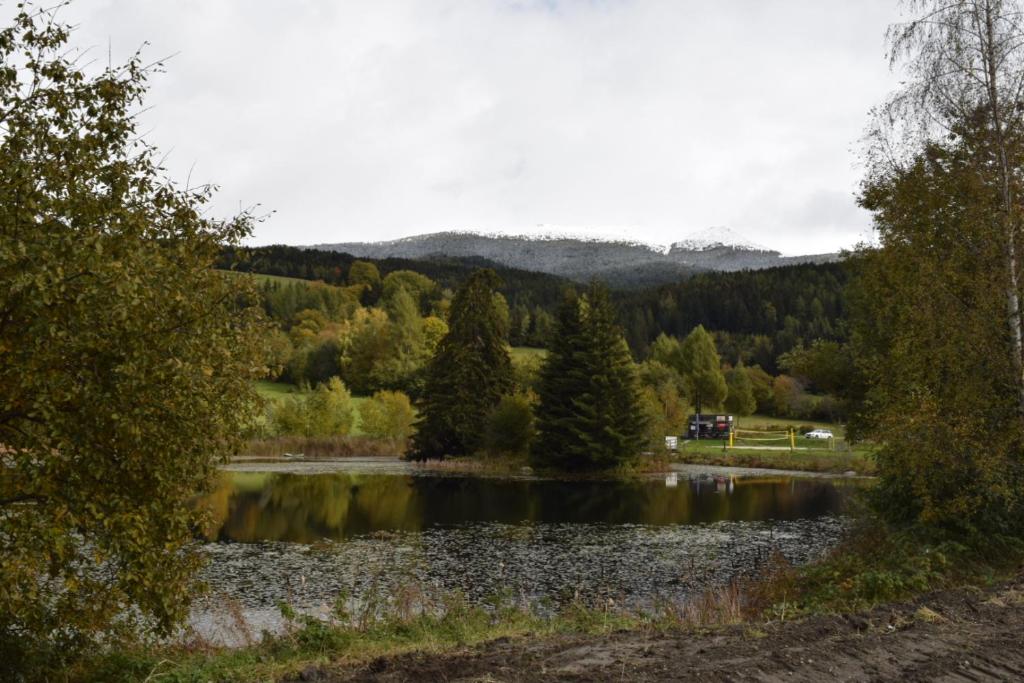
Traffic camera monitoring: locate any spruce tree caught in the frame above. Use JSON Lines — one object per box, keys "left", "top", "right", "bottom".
{"left": 532, "top": 284, "right": 647, "bottom": 470}
{"left": 411, "top": 269, "right": 513, "bottom": 459}
{"left": 531, "top": 290, "right": 589, "bottom": 467}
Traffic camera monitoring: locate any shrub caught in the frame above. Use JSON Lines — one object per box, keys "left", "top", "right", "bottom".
{"left": 271, "top": 378, "right": 355, "bottom": 437}
{"left": 359, "top": 390, "right": 417, "bottom": 444}
{"left": 484, "top": 394, "right": 536, "bottom": 457}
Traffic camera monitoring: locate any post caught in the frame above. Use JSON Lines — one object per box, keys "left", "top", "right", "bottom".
{"left": 790, "top": 429, "right": 795, "bottom": 451}
{"left": 694, "top": 396, "right": 701, "bottom": 442}
{"left": 728, "top": 429, "right": 734, "bottom": 449}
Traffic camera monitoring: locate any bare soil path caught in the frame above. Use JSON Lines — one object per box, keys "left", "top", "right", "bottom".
{"left": 300, "top": 574, "right": 1024, "bottom": 682}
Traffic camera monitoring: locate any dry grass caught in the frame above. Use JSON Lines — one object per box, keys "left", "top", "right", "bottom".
{"left": 241, "top": 435, "right": 406, "bottom": 459}
{"left": 409, "top": 455, "right": 532, "bottom": 476}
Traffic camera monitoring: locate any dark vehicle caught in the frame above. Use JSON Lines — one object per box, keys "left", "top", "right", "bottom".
{"left": 686, "top": 414, "right": 733, "bottom": 439}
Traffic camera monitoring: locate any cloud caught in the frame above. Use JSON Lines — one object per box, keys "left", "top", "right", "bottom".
{"left": 41, "top": 0, "right": 903, "bottom": 253}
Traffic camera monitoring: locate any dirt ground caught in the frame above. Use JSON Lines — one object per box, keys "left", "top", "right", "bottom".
{"left": 301, "top": 574, "right": 1024, "bottom": 682}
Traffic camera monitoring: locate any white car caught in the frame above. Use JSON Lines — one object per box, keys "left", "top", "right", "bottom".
{"left": 804, "top": 429, "right": 834, "bottom": 440}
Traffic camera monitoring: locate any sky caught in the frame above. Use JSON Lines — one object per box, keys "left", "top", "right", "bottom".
{"left": 49, "top": 1, "right": 905, "bottom": 255}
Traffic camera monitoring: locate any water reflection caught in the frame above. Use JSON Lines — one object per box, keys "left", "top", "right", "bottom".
{"left": 199, "top": 472, "right": 850, "bottom": 544}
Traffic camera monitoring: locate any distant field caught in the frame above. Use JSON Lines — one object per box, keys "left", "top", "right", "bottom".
{"left": 255, "top": 380, "right": 302, "bottom": 401}
{"left": 510, "top": 346, "right": 548, "bottom": 361}
{"left": 254, "top": 381, "right": 370, "bottom": 435}
{"left": 668, "top": 410, "right": 866, "bottom": 460}
{"left": 734, "top": 414, "right": 846, "bottom": 438}
{"left": 219, "top": 269, "right": 326, "bottom": 287}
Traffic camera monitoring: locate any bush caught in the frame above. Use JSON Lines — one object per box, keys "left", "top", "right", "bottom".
{"left": 484, "top": 394, "right": 536, "bottom": 456}
{"left": 359, "top": 390, "right": 417, "bottom": 444}
{"left": 754, "top": 521, "right": 1024, "bottom": 616}
{"left": 271, "top": 378, "right": 355, "bottom": 437}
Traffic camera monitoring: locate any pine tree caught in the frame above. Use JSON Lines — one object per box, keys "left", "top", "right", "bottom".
{"left": 532, "top": 284, "right": 647, "bottom": 470}
{"left": 411, "top": 269, "right": 513, "bottom": 459}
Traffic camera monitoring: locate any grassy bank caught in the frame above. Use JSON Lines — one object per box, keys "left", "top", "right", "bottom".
{"left": 751, "top": 521, "right": 1024, "bottom": 615}
{"left": 673, "top": 444, "right": 877, "bottom": 476}
{"left": 73, "top": 586, "right": 742, "bottom": 682}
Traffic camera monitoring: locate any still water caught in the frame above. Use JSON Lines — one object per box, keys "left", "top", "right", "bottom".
{"left": 199, "top": 468, "right": 846, "bottom": 543}
{"left": 193, "top": 463, "right": 857, "bottom": 640}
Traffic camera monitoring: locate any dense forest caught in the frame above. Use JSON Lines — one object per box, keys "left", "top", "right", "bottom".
{"left": 219, "top": 244, "right": 569, "bottom": 347}
{"left": 618, "top": 262, "right": 848, "bottom": 372}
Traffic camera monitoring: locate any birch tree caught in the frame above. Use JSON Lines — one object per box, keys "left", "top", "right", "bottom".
{"left": 872, "top": 0, "right": 1024, "bottom": 412}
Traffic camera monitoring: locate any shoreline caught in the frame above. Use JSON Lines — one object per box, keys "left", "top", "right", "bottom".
{"left": 224, "top": 454, "right": 873, "bottom": 480}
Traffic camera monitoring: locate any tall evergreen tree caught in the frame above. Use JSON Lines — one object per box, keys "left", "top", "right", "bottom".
{"left": 532, "top": 284, "right": 647, "bottom": 470}
{"left": 411, "top": 269, "right": 513, "bottom": 459}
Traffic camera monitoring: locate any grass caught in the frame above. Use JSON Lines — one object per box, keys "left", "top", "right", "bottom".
{"left": 242, "top": 435, "right": 404, "bottom": 459}
{"left": 255, "top": 380, "right": 302, "bottom": 401}
{"left": 509, "top": 346, "right": 548, "bottom": 361}
{"left": 71, "top": 583, "right": 744, "bottom": 683}
{"left": 674, "top": 446, "right": 876, "bottom": 476}
{"left": 734, "top": 413, "right": 847, "bottom": 439}
{"left": 666, "top": 411, "right": 876, "bottom": 474}
{"left": 751, "top": 519, "right": 1024, "bottom": 616}
{"left": 219, "top": 269, "right": 330, "bottom": 288}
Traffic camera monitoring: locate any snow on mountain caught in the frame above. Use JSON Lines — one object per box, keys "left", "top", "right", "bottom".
{"left": 314, "top": 227, "right": 838, "bottom": 288}
{"left": 392, "top": 226, "right": 669, "bottom": 254}
{"left": 670, "top": 227, "right": 772, "bottom": 253}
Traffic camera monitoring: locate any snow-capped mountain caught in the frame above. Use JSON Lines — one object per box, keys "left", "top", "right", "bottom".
{"left": 314, "top": 229, "right": 838, "bottom": 288}
{"left": 670, "top": 226, "right": 770, "bottom": 253}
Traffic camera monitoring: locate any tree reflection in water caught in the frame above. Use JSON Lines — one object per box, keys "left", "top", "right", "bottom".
{"left": 197, "top": 472, "right": 851, "bottom": 543}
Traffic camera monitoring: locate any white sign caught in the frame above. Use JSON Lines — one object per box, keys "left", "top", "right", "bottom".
{"left": 665, "top": 436, "right": 679, "bottom": 450}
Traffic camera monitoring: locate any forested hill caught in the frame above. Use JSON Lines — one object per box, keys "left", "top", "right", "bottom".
{"left": 218, "top": 244, "right": 571, "bottom": 310}
{"left": 617, "top": 262, "right": 848, "bottom": 370}
{"left": 221, "top": 245, "right": 848, "bottom": 370}
{"left": 315, "top": 230, "right": 839, "bottom": 289}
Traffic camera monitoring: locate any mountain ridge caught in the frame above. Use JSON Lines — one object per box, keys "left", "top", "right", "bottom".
{"left": 312, "top": 229, "right": 840, "bottom": 288}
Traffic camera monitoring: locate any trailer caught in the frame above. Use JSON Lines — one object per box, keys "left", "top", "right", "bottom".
{"left": 686, "top": 413, "right": 734, "bottom": 440}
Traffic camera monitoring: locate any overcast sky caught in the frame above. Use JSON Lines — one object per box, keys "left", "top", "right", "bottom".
{"left": 52, "top": 1, "right": 905, "bottom": 255}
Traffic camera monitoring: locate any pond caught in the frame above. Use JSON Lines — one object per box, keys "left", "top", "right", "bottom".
{"left": 192, "top": 460, "right": 860, "bottom": 641}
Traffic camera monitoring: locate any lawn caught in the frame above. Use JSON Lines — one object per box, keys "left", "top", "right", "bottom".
{"left": 732, "top": 413, "right": 846, "bottom": 438}
{"left": 667, "top": 411, "right": 875, "bottom": 474}
{"left": 254, "top": 380, "right": 303, "bottom": 401}
{"left": 219, "top": 269, "right": 316, "bottom": 287}
{"left": 510, "top": 346, "right": 548, "bottom": 361}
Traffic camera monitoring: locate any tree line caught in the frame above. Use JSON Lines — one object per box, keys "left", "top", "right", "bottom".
{"left": 221, "top": 244, "right": 562, "bottom": 347}
{"left": 229, "top": 243, "right": 850, "bottom": 372}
